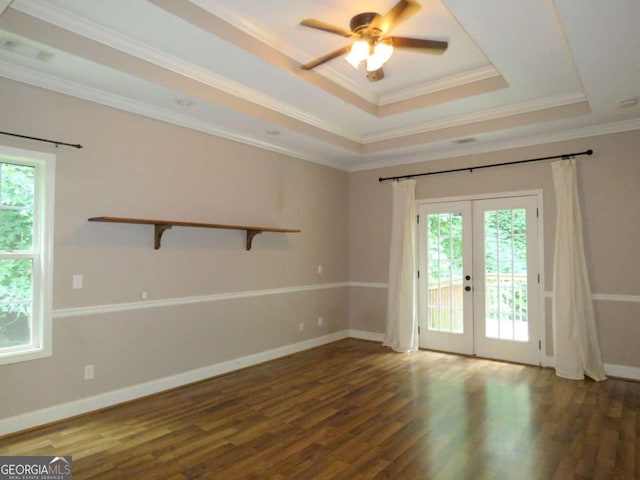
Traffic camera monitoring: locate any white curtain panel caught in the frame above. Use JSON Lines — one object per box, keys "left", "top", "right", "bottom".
{"left": 383, "top": 179, "right": 418, "bottom": 353}
{"left": 551, "top": 159, "right": 606, "bottom": 381}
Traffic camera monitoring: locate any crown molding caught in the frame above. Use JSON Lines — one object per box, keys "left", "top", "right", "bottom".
{"left": 362, "top": 91, "right": 587, "bottom": 144}
{"left": 378, "top": 65, "right": 500, "bottom": 105}
{"left": 10, "top": 0, "right": 361, "bottom": 143}
{"left": 4, "top": 2, "right": 639, "bottom": 173}
{"left": 170, "top": 0, "right": 500, "bottom": 107}
{"left": 9, "top": 0, "right": 563, "bottom": 150}
{"left": 348, "top": 117, "right": 640, "bottom": 172}
{"left": 6, "top": 56, "right": 638, "bottom": 175}
{"left": 186, "top": 0, "right": 378, "bottom": 104}
{"left": 0, "top": 61, "right": 347, "bottom": 170}
{"left": 5, "top": 56, "right": 638, "bottom": 175}
{"left": 0, "top": 0, "right": 11, "bottom": 17}
{"left": 189, "top": 0, "right": 289, "bottom": 55}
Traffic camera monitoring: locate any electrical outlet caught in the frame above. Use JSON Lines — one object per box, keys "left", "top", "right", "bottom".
{"left": 84, "top": 364, "right": 94, "bottom": 380}
{"left": 141, "top": 291, "right": 148, "bottom": 300}
{"left": 299, "top": 322, "right": 304, "bottom": 332}
{"left": 317, "top": 265, "right": 323, "bottom": 275}
{"left": 318, "top": 316, "right": 324, "bottom": 326}
{"left": 72, "top": 274, "right": 83, "bottom": 289}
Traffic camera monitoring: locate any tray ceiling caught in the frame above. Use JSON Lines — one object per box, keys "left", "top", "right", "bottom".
{"left": 0, "top": 0, "right": 638, "bottom": 170}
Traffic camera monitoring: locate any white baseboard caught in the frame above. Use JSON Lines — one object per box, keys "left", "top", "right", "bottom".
{"left": 0, "top": 330, "right": 350, "bottom": 437}
{"left": 3, "top": 331, "right": 638, "bottom": 437}
{"left": 603, "top": 363, "right": 640, "bottom": 381}
{"left": 348, "top": 329, "right": 385, "bottom": 342}
{"left": 542, "top": 355, "right": 555, "bottom": 368}
{"left": 540, "top": 355, "right": 640, "bottom": 381}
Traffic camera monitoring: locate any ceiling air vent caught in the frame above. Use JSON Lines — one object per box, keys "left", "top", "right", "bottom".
{"left": 451, "top": 137, "right": 477, "bottom": 145}
{"left": 0, "top": 37, "right": 54, "bottom": 61}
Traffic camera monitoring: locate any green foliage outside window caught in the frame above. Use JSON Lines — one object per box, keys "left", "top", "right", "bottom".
{"left": 428, "top": 213, "right": 463, "bottom": 281}
{"left": 0, "top": 162, "right": 35, "bottom": 348}
{"left": 484, "top": 209, "right": 527, "bottom": 275}
{"left": 427, "top": 209, "right": 530, "bottom": 329}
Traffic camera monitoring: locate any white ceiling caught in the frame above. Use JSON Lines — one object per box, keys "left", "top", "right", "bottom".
{"left": 0, "top": 0, "right": 639, "bottom": 171}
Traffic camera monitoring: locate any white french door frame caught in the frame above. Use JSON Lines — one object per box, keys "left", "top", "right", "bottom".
{"left": 417, "top": 201, "right": 474, "bottom": 356}
{"left": 417, "top": 190, "right": 546, "bottom": 366}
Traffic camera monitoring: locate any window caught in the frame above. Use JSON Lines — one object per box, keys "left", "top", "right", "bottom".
{"left": 0, "top": 146, "right": 55, "bottom": 365}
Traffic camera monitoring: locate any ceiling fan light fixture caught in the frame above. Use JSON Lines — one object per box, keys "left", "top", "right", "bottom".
{"left": 365, "top": 54, "right": 383, "bottom": 72}
{"left": 366, "top": 40, "right": 394, "bottom": 71}
{"left": 345, "top": 40, "right": 369, "bottom": 69}
{"left": 300, "top": 1, "right": 447, "bottom": 79}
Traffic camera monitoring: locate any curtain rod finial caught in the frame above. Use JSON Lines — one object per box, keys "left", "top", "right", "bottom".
{"left": 586, "top": 149, "right": 593, "bottom": 155}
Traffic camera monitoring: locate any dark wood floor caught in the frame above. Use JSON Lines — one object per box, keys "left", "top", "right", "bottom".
{"left": 1, "top": 339, "right": 639, "bottom": 479}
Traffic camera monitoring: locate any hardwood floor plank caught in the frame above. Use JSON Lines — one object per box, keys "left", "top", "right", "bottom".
{"left": 1, "top": 339, "right": 640, "bottom": 479}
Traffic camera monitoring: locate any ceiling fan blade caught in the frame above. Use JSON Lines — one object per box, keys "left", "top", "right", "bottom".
{"left": 300, "top": 45, "right": 352, "bottom": 70}
{"left": 389, "top": 36, "right": 448, "bottom": 54}
{"left": 300, "top": 19, "right": 353, "bottom": 37}
{"left": 371, "top": 0, "right": 421, "bottom": 34}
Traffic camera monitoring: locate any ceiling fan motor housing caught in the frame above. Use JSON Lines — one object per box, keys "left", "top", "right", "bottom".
{"left": 367, "top": 67, "right": 384, "bottom": 82}
{"left": 350, "top": 12, "right": 382, "bottom": 35}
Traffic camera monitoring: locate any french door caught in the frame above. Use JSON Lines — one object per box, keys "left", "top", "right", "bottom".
{"left": 418, "top": 195, "right": 542, "bottom": 365}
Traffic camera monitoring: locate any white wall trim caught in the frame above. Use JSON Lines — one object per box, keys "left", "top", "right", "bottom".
{"left": 54, "top": 282, "right": 350, "bottom": 319}
{"left": 378, "top": 66, "right": 500, "bottom": 106}
{"left": 349, "top": 281, "right": 389, "bottom": 289}
{"left": 604, "top": 363, "right": 640, "bottom": 381}
{"left": 544, "top": 291, "right": 640, "bottom": 303}
{"left": 362, "top": 92, "right": 587, "bottom": 144}
{"left": 354, "top": 283, "right": 640, "bottom": 304}
{"left": 0, "top": 61, "right": 345, "bottom": 171}
{"left": 348, "top": 118, "right": 640, "bottom": 173}
{"left": 185, "top": 0, "right": 376, "bottom": 105}
{"left": 2, "top": 328, "right": 638, "bottom": 436}
{"left": 0, "top": 330, "right": 350, "bottom": 436}
{"left": 53, "top": 282, "right": 440, "bottom": 319}
{"left": 542, "top": 355, "right": 640, "bottom": 381}
{"left": 11, "top": 0, "right": 360, "bottom": 144}
{"left": 349, "top": 330, "right": 385, "bottom": 342}
{"left": 592, "top": 293, "right": 640, "bottom": 303}
{"left": 542, "top": 355, "right": 555, "bottom": 368}
{"left": 0, "top": 0, "right": 11, "bottom": 17}
{"left": 187, "top": 1, "right": 499, "bottom": 108}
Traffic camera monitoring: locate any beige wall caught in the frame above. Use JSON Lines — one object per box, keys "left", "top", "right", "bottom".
{"left": 1, "top": 75, "right": 639, "bottom": 424}
{"left": 0, "top": 78, "right": 349, "bottom": 419}
{"left": 349, "top": 131, "right": 640, "bottom": 367}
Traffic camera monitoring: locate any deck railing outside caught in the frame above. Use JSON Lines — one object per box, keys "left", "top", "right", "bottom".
{"left": 428, "top": 274, "right": 528, "bottom": 338}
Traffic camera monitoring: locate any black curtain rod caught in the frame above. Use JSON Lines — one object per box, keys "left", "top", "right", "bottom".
{"left": 0, "top": 131, "right": 83, "bottom": 149}
{"left": 378, "top": 149, "right": 593, "bottom": 182}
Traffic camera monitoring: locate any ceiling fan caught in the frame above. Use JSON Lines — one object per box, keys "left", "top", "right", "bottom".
{"left": 299, "top": 0, "right": 448, "bottom": 82}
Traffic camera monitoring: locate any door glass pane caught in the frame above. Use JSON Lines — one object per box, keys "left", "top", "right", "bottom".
{"left": 427, "top": 213, "right": 464, "bottom": 333}
{"left": 484, "top": 209, "right": 528, "bottom": 341}
{"left": 0, "top": 258, "right": 33, "bottom": 349}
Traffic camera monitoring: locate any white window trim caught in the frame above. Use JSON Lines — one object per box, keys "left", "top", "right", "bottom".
{"left": 0, "top": 145, "right": 55, "bottom": 365}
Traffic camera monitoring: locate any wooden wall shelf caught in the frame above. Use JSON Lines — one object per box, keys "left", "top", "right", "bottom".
{"left": 88, "top": 217, "right": 300, "bottom": 250}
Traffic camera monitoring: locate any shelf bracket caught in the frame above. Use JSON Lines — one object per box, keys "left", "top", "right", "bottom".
{"left": 154, "top": 224, "right": 173, "bottom": 250}
{"left": 246, "top": 230, "right": 263, "bottom": 251}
